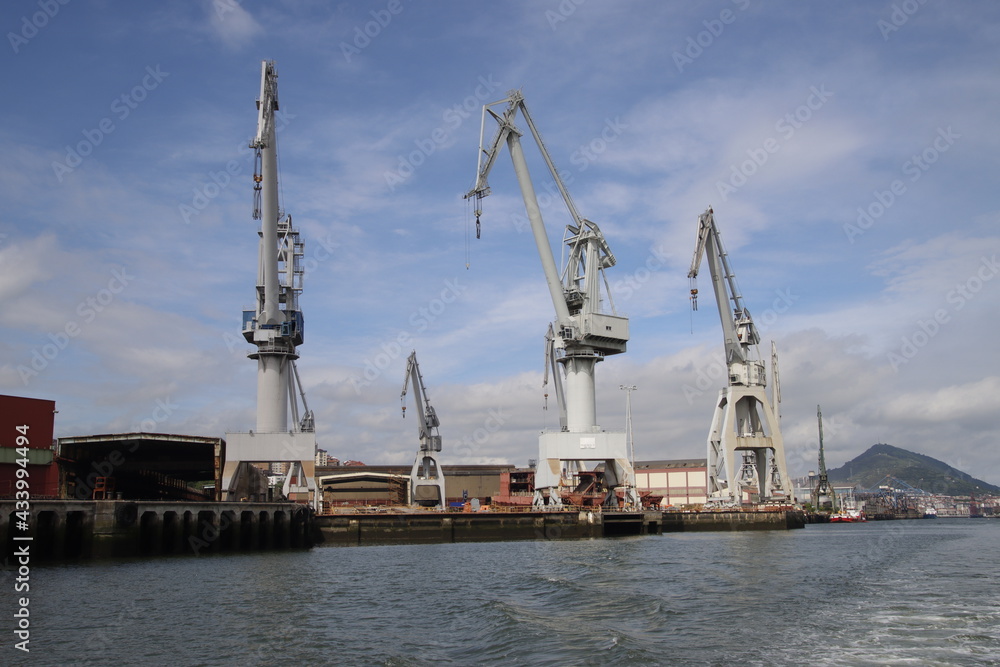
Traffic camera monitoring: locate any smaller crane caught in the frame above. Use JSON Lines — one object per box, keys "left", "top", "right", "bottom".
{"left": 401, "top": 351, "right": 446, "bottom": 508}
{"left": 812, "top": 405, "right": 836, "bottom": 512}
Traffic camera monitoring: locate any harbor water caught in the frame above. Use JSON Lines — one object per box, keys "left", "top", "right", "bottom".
{"left": 9, "top": 518, "right": 999, "bottom": 665}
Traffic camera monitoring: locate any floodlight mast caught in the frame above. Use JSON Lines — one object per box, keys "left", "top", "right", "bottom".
{"left": 464, "top": 90, "right": 637, "bottom": 508}
{"left": 688, "top": 207, "right": 791, "bottom": 505}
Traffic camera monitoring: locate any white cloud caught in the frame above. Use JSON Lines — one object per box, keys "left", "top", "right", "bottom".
{"left": 205, "top": 0, "right": 263, "bottom": 50}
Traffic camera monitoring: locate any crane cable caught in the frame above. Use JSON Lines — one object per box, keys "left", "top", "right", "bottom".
{"left": 465, "top": 198, "right": 484, "bottom": 269}
{"left": 465, "top": 198, "right": 471, "bottom": 269}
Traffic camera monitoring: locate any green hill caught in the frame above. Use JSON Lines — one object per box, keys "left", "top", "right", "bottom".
{"left": 827, "top": 443, "right": 1000, "bottom": 496}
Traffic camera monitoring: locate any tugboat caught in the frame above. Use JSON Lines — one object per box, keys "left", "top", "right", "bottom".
{"left": 829, "top": 507, "right": 867, "bottom": 522}
{"left": 829, "top": 497, "right": 867, "bottom": 522}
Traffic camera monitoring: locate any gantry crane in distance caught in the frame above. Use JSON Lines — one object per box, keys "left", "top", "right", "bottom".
{"left": 688, "top": 207, "right": 790, "bottom": 504}
{"left": 464, "top": 89, "right": 638, "bottom": 509}
{"left": 401, "top": 351, "right": 446, "bottom": 508}
{"left": 812, "top": 405, "right": 836, "bottom": 511}
{"left": 223, "top": 60, "right": 317, "bottom": 506}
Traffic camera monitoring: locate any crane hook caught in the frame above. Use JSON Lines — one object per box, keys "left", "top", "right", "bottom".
{"left": 475, "top": 214, "right": 481, "bottom": 240}
{"left": 252, "top": 148, "right": 263, "bottom": 220}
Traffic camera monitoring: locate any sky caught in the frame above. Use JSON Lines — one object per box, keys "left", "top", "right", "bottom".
{"left": 2, "top": 1, "right": 998, "bottom": 488}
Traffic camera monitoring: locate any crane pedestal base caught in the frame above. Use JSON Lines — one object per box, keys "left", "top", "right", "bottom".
{"left": 706, "top": 386, "right": 790, "bottom": 504}
{"left": 532, "top": 430, "right": 639, "bottom": 508}
{"left": 411, "top": 453, "right": 446, "bottom": 508}
{"left": 222, "top": 431, "right": 317, "bottom": 505}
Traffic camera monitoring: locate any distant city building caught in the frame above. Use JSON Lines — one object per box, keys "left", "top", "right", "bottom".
{"left": 315, "top": 448, "right": 329, "bottom": 466}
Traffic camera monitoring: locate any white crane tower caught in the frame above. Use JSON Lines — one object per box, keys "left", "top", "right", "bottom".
{"left": 688, "top": 207, "right": 790, "bottom": 505}
{"left": 464, "top": 90, "right": 638, "bottom": 509}
{"left": 401, "top": 351, "right": 447, "bottom": 508}
{"left": 223, "top": 61, "right": 317, "bottom": 505}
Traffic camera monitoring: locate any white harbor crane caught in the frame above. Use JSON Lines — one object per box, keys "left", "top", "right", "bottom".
{"left": 401, "top": 351, "right": 447, "bottom": 508}
{"left": 688, "top": 207, "right": 790, "bottom": 504}
{"left": 223, "top": 61, "right": 317, "bottom": 506}
{"left": 464, "top": 90, "right": 638, "bottom": 509}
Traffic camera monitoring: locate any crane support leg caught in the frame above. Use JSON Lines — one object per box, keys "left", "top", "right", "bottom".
{"left": 708, "top": 386, "right": 791, "bottom": 504}
{"left": 706, "top": 389, "right": 729, "bottom": 501}
{"left": 411, "top": 452, "right": 446, "bottom": 508}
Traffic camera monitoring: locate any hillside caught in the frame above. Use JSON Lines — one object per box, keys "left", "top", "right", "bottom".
{"left": 826, "top": 443, "right": 1000, "bottom": 496}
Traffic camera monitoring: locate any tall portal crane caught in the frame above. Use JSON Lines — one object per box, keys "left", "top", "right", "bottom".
{"left": 223, "top": 61, "right": 316, "bottom": 505}
{"left": 464, "top": 90, "right": 637, "bottom": 508}
{"left": 812, "top": 405, "right": 836, "bottom": 511}
{"left": 401, "top": 351, "right": 446, "bottom": 507}
{"left": 688, "top": 207, "right": 790, "bottom": 504}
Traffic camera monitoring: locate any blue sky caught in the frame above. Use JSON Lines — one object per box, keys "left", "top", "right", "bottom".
{"left": 3, "top": 1, "right": 999, "bottom": 488}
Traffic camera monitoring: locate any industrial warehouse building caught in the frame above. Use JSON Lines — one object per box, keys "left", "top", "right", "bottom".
{"left": 2, "top": 394, "right": 709, "bottom": 509}
{"left": 316, "top": 463, "right": 518, "bottom": 509}
{"left": 0, "top": 394, "right": 59, "bottom": 498}
{"left": 317, "top": 460, "right": 710, "bottom": 509}
{"left": 634, "top": 459, "right": 710, "bottom": 507}
{"left": 58, "top": 432, "right": 222, "bottom": 501}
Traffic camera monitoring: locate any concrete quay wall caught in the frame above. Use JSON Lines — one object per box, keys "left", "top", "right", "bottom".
{"left": 2, "top": 503, "right": 803, "bottom": 561}
{"left": 662, "top": 510, "right": 806, "bottom": 532}
{"left": 318, "top": 511, "right": 601, "bottom": 546}
{"left": 1, "top": 499, "right": 316, "bottom": 561}
{"left": 316, "top": 509, "right": 665, "bottom": 546}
